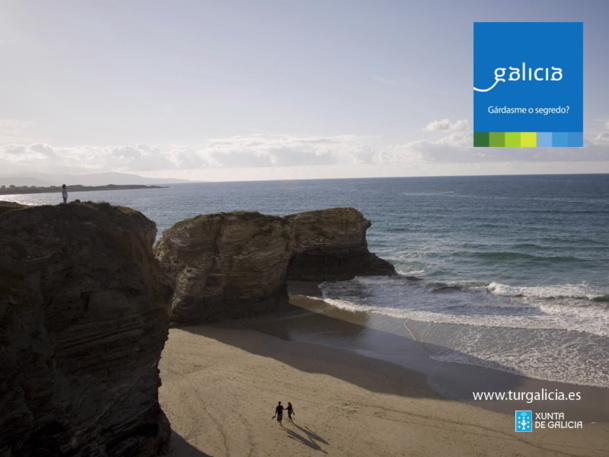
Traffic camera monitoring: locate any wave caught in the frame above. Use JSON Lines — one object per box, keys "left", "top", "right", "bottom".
{"left": 318, "top": 295, "right": 608, "bottom": 337}
{"left": 429, "top": 345, "right": 609, "bottom": 388}
{"left": 357, "top": 274, "right": 423, "bottom": 285}
{"left": 470, "top": 251, "right": 580, "bottom": 263}
{"left": 487, "top": 281, "right": 609, "bottom": 301}
{"left": 400, "top": 191, "right": 456, "bottom": 197}
{"left": 314, "top": 294, "right": 609, "bottom": 387}
{"left": 383, "top": 274, "right": 609, "bottom": 303}
{"left": 333, "top": 274, "right": 609, "bottom": 304}
{"left": 319, "top": 276, "right": 609, "bottom": 338}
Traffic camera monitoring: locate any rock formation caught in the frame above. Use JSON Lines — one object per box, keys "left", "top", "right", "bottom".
{"left": 154, "top": 212, "right": 292, "bottom": 325}
{"left": 156, "top": 207, "right": 395, "bottom": 325}
{"left": 0, "top": 202, "right": 395, "bottom": 452}
{"left": 0, "top": 202, "right": 170, "bottom": 457}
{"left": 286, "top": 208, "right": 395, "bottom": 281}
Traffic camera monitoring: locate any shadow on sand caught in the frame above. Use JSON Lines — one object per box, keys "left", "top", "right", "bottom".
{"left": 180, "top": 301, "right": 523, "bottom": 401}
{"left": 178, "top": 298, "right": 609, "bottom": 421}
{"left": 285, "top": 423, "right": 329, "bottom": 454}
{"left": 164, "top": 430, "right": 214, "bottom": 457}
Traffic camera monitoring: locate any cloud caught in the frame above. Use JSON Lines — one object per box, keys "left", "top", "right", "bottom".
{"left": 0, "top": 143, "right": 179, "bottom": 174}
{"left": 423, "top": 119, "right": 469, "bottom": 132}
{"left": 593, "top": 132, "right": 609, "bottom": 145}
{"left": 68, "top": 145, "right": 177, "bottom": 172}
{"left": 0, "top": 135, "right": 379, "bottom": 174}
{"left": 2, "top": 126, "right": 608, "bottom": 178}
{"left": 380, "top": 119, "right": 609, "bottom": 165}
{"left": 405, "top": 124, "right": 609, "bottom": 163}
{"left": 0, "top": 143, "right": 58, "bottom": 163}
{"left": 605, "top": 120, "right": 609, "bottom": 130}
{"left": 211, "top": 149, "right": 274, "bottom": 168}
{"left": 203, "top": 135, "right": 379, "bottom": 168}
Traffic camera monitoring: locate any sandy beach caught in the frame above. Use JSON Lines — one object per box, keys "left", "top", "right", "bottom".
{"left": 159, "top": 296, "right": 609, "bottom": 457}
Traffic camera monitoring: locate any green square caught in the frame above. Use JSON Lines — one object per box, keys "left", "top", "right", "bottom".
{"left": 474, "top": 132, "right": 490, "bottom": 147}
{"left": 489, "top": 132, "right": 505, "bottom": 147}
{"left": 505, "top": 132, "right": 520, "bottom": 147}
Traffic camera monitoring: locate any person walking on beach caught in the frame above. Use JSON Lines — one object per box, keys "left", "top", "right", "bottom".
{"left": 61, "top": 184, "right": 68, "bottom": 204}
{"left": 286, "top": 402, "right": 295, "bottom": 422}
{"left": 272, "top": 401, "right": 284, "bottom": 426}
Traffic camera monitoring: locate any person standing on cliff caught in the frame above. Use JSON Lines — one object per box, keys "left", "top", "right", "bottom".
{"left": 272, "top": 401, "right": 284, "bottom": 426}
{"left": 61, "top": 184, "right": 68, "bottom": 204}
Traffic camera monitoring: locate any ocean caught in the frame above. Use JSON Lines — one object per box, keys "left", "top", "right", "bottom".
{"left": 5, "top": 174, "right": 609, "bottom": 388}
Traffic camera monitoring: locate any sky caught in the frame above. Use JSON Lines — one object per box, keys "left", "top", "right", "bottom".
{"left": 1, "top": 0, "right": 609, "bottom": 182}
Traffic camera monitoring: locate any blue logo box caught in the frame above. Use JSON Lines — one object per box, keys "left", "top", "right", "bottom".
{"left": 515, "top": 410, "right": 533, "bottom": 432}
{"left": 473, "top": 22, "right": 583, "bottom": 147}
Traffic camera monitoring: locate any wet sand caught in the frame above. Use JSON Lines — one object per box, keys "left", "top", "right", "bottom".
{"left": 158, "top": 293, "right": 609, "bottom": 457}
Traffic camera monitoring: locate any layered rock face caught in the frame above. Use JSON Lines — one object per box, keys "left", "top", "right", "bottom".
{"left": 0, "top": 202, "right": 170, "bottom": 457}
{"left": 156, "top": 207, "right": 395, "bottom": 325}
{"left": 287, "top": 208, "right": 395, "bottom": 281}
{"left": 154, "top": 212, "right": 292, "bottom": 325}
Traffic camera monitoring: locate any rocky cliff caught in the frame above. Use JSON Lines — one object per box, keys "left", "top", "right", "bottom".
{"left": 156, "top": 207, "right": 395, "bottom": 325}
{"left": 0, "top": 202, "right": 171, "bottom": 457}
{"left": 287, "top": 208, "right": 395, "bottom": 281}
{"left": 154, "top": 212, "right": 292, "bottom": 325}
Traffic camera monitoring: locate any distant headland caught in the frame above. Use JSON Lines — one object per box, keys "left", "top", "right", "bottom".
{"left": 0, "top": 184, "right": 165, "bottom": 195}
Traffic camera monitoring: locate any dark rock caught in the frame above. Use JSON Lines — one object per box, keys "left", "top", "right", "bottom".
{"left": 155, "top": 212, "right": 292, "bottom": 325}
{"left": 155, "top": 208, "right": 395, "bottom": 325}
{"left": 0, "top": 202, "right": 171, "bottom": 457}
{"left": 286, "top": 208, "right": 396, "bottom": 281}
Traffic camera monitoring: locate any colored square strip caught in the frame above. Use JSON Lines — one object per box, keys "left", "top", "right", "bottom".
{"left": 474, "top": 132, "right": 582, "bottom": 147}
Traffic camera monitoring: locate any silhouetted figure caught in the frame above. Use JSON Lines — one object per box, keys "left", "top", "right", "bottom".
{"left": 286, "top": 402, "right": 295, "bottom": 422}
{"left": 272, "top": 401, "right": 284, "bottom": 426}
{"left": 61, "top": 184, "right": 68, "bottom": 204}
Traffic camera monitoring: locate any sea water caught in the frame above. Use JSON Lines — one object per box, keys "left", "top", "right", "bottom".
{"left": 6, "top": 174, "right": 609, "bottom": 387}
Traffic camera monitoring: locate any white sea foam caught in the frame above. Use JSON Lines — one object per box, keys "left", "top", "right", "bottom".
{"left": 428, "top": 329, "right": 609, "bottom": 388}
{"left": 321, "top": 277, "right": 609, "bottom": 336}
{"left": 488, "top": 281, "right": 609, "bottom": 300}
{"left": 395, "top": 268, "right": 425, "bottom": 277}
{"left": 430, "top": 350, "right": 609, "bottom": 388}
{"left": 319, "top": 275, "right": 609, "bottom": 388}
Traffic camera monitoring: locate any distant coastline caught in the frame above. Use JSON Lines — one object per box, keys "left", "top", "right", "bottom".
{"left": 0, "top": 184, "right": 165, "bottom": 195}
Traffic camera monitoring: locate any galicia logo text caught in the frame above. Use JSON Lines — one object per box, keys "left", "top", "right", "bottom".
{"left": 474, "top": 63, "right": 563, "bottom": 92}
